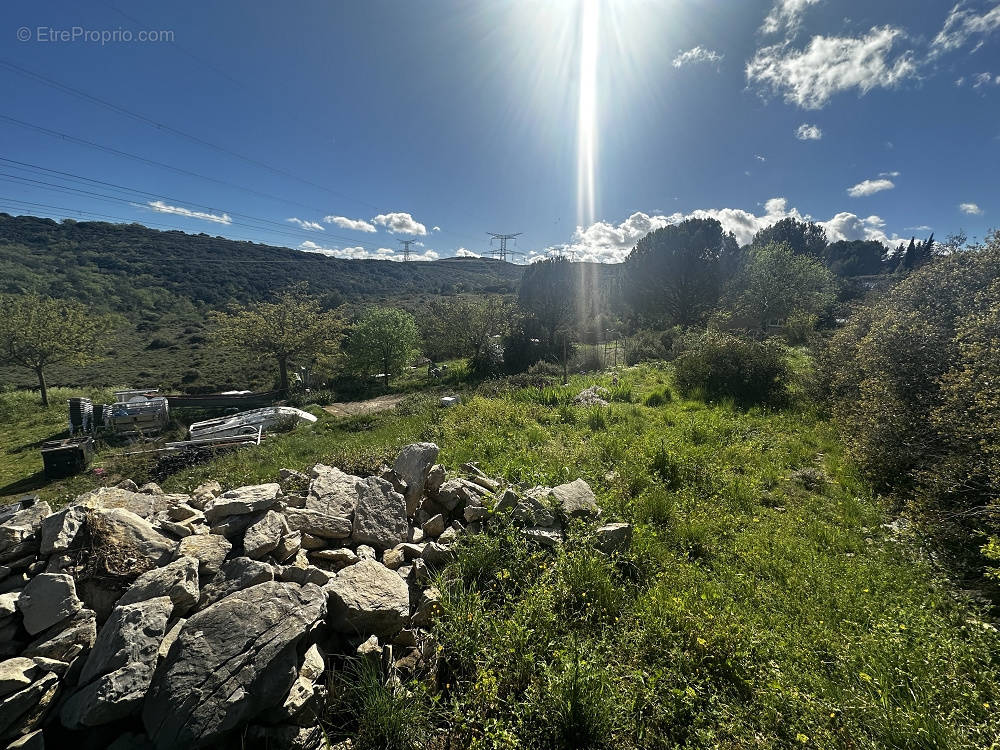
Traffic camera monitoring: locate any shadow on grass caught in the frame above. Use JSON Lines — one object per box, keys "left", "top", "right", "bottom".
{"left": 0, "top": 471, "right": 49, "bottom": 499}
{"left": 9, "top": 430, "right": 70, "bottom": 455}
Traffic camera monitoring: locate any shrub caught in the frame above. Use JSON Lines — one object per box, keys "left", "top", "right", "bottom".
{"left": 673, "top": 330, "right": 789, "bottom": 405}
{"left": 625, "top": 329, "right": 670, "bottom": 365}
{"left": 470, "top": 340, "right": 505, "bottom": 379}
{"left": 644, "top": 387, "right": 672, "bottom": 407}
{"left": 783, "top": 311, "right": 818, "bottom": 346}
{"left": 824, "top": 233, "right": 1000, "bottom": 565}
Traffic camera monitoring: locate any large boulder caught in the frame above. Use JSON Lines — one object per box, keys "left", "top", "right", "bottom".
{"left": 595, "top": 522, "right": 633, "bottom": 554}
{"left": 17, "top": 573, "right": 83, "bottom": 635}
{"left": 351, "top": 477, "right": 408, "bottom": 550}
{"left": 59, "top": 596, "right": 173, "bottom": 729}
{"left": 198, "top": 557, "right": 275, "bottom": 609}
{"left": 117, "top": 556, "right": 200, "bottom": 616}
{"left": 325, "top": 558, "right": 410, "bottom": 638}
{"left": 392, "top": 443, "right": 439, "bottom": 515}
{"left": 142, "top": 581, "right": 326, "bottom": 749}
{"left": 0, "top": 502, "right": 50, "bottom": 556}
{"left": 39, "top": 505, "right": 89, "bottom": 556}
{"left": 77, "top": 487, "right": 178, "bottom": 519}
{"left": 86, "top": 508, "right": 177, "bottom": 570}
{"left": 0, "top": 658, "right": 42, "bottom": 699}
{"left": 307, "top": 466, "right": 361, "bottom": 518}
{"left": 23, "top": 608, "right": 97, "bottom": 662}
{"left": 203, "top": 484, "right": 281, "bottom": 523}
{"left": 552, "top": 479, "right": 599, "bottom": 519}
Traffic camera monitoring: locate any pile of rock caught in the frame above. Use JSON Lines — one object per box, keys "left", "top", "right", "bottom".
{"left": 0, "top": 443, "right": 631, "bottom": 749}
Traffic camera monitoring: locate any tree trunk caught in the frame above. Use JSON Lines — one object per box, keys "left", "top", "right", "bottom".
{"left": 36, "top": 366, "right": 48, "bottom": 407}
{"left": 278, "top": 356, "right": 289, "bottom": 395}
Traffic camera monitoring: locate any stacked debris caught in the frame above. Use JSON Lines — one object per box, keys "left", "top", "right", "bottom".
{"left": 0, "top": 444, "right": 631, "bottom": 749}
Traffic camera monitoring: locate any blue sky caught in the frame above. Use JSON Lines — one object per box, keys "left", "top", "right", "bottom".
{"left": 1, "top": 0, "right": 997, "bottom": 262}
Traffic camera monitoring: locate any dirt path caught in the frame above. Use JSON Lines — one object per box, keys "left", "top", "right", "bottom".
{"left": 322, "top": 393, "right": 406, "bottom": 419}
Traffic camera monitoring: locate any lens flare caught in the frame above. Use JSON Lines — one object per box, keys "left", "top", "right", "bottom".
{"left": 576, "top": 0, "right": 599, "bottom": 230}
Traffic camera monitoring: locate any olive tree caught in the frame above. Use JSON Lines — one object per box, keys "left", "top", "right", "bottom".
{"left": 212, "top": 286, "right": 345, "bottom": 393}
{"left": 0, "top": 293, "right": 113, "bottom": 406}
{"left": 347, "top": 307, "right": 419, "bottom": 387}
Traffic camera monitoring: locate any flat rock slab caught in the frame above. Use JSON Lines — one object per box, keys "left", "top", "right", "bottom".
{"left": 283, "top": 508, "right": 352, "bottom": 540}
{"left": 204, "top": 484, "right": 281, "bottom": 523}
{"left": 325, "top": 558, "right": 409, "bottom": 638}
{"left": 78, "top": 487, "right": 178, "bottom": 519}
{"left": 243, "top": 511, "right": 289, "bottom": 560}
{"left": 351, "top": 477, "right": 408, "bottom": 550}
{"left": 60, "top": 596, "right": 173, "bottom": 729}
{"left": 18, "top": 573, "right": 83, "bottom": 635}
{"left": 142, "top": 581, "right": 326, "bottom": 749}
{"left": 23, "top": 608, "right": 97, "bottom": 662}
{"left": 177, "top": 535, "right": 232, "bottom": 578}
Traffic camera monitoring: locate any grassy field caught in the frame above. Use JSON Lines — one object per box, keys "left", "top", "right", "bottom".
{"left": 2, "top": 364, "right": 998, "bottom": 748}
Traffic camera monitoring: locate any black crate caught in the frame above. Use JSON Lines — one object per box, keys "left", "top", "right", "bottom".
{"left": 41, "top": 438, "right": 95, "bottom": 479}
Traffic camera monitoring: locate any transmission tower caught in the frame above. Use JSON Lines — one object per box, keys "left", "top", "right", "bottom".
{"left": 398, "top": 239, "right": 415, "bottom": 261}
{"left": 487, "top": 232, "right": 522, "bottom": 263}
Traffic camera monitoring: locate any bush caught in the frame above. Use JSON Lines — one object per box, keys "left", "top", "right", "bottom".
{"left": 783, "top": 311, "right": 818, "bottom": 346}
{"left": 673, "top": 330, "right": 789, "bottom": 405}
{"left": 625, "top": 329, "right": 669, "bottom": 365}
{"left": 643, "top": 387, "right": 672, "bottom": 407}
{"left": 824, "top": 233, "right": 1000, "bottom": 566}
{"left": 470, "top": 340, "right": 505, "bottom": 379}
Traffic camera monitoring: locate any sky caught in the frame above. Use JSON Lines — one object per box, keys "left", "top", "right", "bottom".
{"left": 1, "top": 0, "right": 997, "bottom": 263}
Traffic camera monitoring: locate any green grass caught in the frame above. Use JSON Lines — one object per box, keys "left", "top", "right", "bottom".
{"left": 4, "top": 363, "right": 1000, "bottom": 748}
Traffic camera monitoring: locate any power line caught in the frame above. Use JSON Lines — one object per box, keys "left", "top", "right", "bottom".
{"left": 398, "top": 239, "right": 415, "bottom": 261}
{"left": 487, "top": 232, "right": 523, "bottom": 263}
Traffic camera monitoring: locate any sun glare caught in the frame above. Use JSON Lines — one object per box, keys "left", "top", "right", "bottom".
{"left": 577, "top": 0, "right": 599, "bottom": 230}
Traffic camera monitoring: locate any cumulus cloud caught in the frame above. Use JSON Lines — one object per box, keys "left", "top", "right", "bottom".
{"left": 299, "top": 240, "right": 438, "bottom": 261}
{"left": 672, "top": 46, "right": 723, "bottom": 68}
{"left": 796, "top": 123, "right": 823, "bottom": 140}
{"left": 535, "top": 197, "right": 916, "bottom": 263}
{"left": 746, "top": 26, "right": 918, "bottom": 109}
{"left": 932, "top": 2, "right": 1000, "bottom": 55}
{"left": 454, "top": 248, "right": 480, "bottom": 258}
{"left": 760, "top": 0, "right": 821, "bottom": 35}
{"left": 287, "top": 217, "right": 324, "bottom": 231}
{"left": 960, "top": 202, "right": 984, "bottom": 214}
{"left": 147, "top": 201, "right": 231, "bottom": 225}
{"left": 323, "top": 215, "right": 376, "bottom": 232}
{"left": 847, "top": 178, "right": 895, "bottom": 197}
{"left": 372, "top": 212, "right": 428, "bottom": 235}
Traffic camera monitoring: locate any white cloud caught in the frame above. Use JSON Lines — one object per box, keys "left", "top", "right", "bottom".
{"left": 760, "top": 0, "right": 821, "bottom": 35}
{"left": 932, "top": 3, "right": 1000, "bottom": 55}
{"left": 755, "top": 154, "right": 767, "bottom": 161}
{"left": 972, "top": 70, "right": 1000, "bottom": 86}
{"left": 432, "top": 225, "right": 441, "bottom": 232}
{"left": 746, "top": 26, "right": 918, "bottom": 109}
{"left": 538, "top": 197, "right": 915, "bottom": 263}
{"left": 287, "top": 217, "right": 324, "bottom": 231}
{"left": 147, "top": 200, "right": 231, "bottom": 225}
{"left": 323, "top": 215, "right": 376, "bottom": 232}
{"left": 905, "top": 224, "right": 933, "bottom": 231}
{"left": 847, "top": 178, "right": 895, "bottom": 197}
{"left": 454, "top": 248, "right": 480, "bottom": 258}
{"left": 299, "top": 240, "right": 439, "bottom": 261}
{"left": 960, "top": 202, "right": 984, "bottom": 214}
{"left": 795, "top": 123, "right": 823, "bottom": 140}
{"left": 879, "top": 170, "right": 901, "bottom": 177}
{"left": 672, "top": 46, "right": 723, "bottom": 68}
{"left": 372, "top": 212, "right": 428, "bottom": 235}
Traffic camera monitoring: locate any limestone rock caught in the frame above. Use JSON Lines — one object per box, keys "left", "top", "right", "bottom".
{"left": 595, "top": 522, "right": 633, "bottom": 554}
{"left": 392, "top": 443, "right": 439, "bottom": 515}
{"left": 524, "top": 527, "right": 564, "bottom": 547}
{"left": 117, "top": 556, "right": 199, "bottom": 615}
{"left": 0, "top": 658, "right": 41, "bottom": 700}
{"left": 39, "top": 505, "right": 89, "bottom": 556}
{"left": 142, "top": 581, "right": 326, "bottom": 749}
{"left": 6, "top": 729, "right": 45, "bottom": 749}
{"left": 424, "top": 464, "right": 446, "bottom": 496}
{"left": 0, "top": 671, "right": 59, "bottom": 740}
{"left": 307, "top": 465, "right": 361, "bottom": 518}
{"left": 18, "top": 573, "right": 83, "bottom": 635}
{"left": 23, "top": 608, "right": 96, "bottom": 662}
{"left": 177, "top": 534, "right": 231, "bottom": 578}
{"left": 283, "top": 508, "right": 352, "bottom": 540}
{"left": 410, "top": 587, "right": 442, "bottom": 629}
{"left": 351, "top": 477, "right": 408, "bottom": 550}
{"left": 243, "top": 510, "right": 290, "bottom": 559}
{"left": 198, "top": 557, "right": 274, "bottom": 609}
{"left": 325, "top": 559, "right": 410, "bottom": 637}
{"left": 59, "top": 596, "right": 173, "bottom": 728}
{"left": 0, "top": 502, "right": 50, "bottom": 555}
{"left": 86, "top": 508, "right": 176, "bottom": 569}
{"left": 203, "top": 483, "right": 281, "bottom": 523}
{"left": 273, "top": 531, "right": 302, "bottom": 563}
{"left": 421, "top": 514, "right": 445, "bottom": 538}
{"left": 552, "top": 479, "right": 599, "bottom": 519}
{"left": 308, "top": 548, "right": 358, "bottom": 570}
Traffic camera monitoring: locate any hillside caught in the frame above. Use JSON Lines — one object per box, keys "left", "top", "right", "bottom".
{"left": 0, "top": 214, "right": 535, "bottom": 391}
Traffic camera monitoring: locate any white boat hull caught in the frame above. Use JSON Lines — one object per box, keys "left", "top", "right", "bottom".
{"left": 187, "top": 406, "right": 317, "bottom": 440}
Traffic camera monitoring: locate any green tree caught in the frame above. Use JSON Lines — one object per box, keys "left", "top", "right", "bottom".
{"left": 0, "top": 293, "right": 113, "bottom": 406}
{"left": 347, "top": 307, "right": 419, "bottom": 387}
{"left": 211, "top": 285, "right": 345, "bottom": 393}
{"left": 749, "top": 217, "right": 828, "bottom": 257}
{"left": 823, "top": 239, "right": 888, "bottom": 276}
{"left": 624, "top": 218, "right": 737, "bottom": 327}
{"left": 421, "top": 295, "right": 516, "bottom": 362}
{"left": 519, "top": 257, "right": 580, "bottom": 382}
{"left": 729, "top": 242, "right": 838, "bottom": 331}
